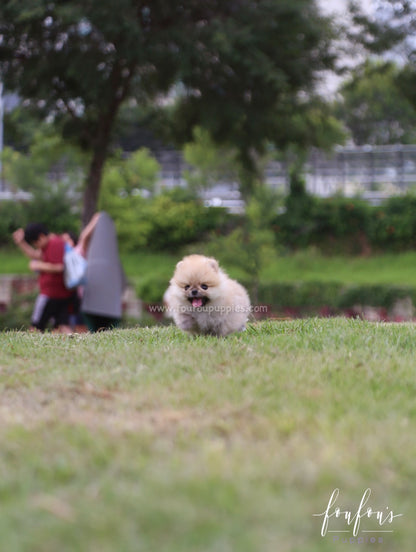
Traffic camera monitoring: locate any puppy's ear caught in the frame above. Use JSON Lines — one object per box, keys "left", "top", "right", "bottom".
{"left": 207, "top": 258, "right": 219, "bottom": 272}
{"left": 175, "top": 260, "right": 184, "bottom": 269}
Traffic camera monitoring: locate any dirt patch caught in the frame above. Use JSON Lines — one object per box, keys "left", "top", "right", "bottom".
{"left": 0, "top": 382, "right": 257, "bottom": 436}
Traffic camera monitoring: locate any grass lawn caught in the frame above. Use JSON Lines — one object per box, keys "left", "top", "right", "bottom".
{"left": 0, "top": 249, "right": 179, "bottom": 278}
{"left": 125, "top": 249, "right": 416, "bottom": 287}
{"left": 3, "top": 247, "right": 416, "bottom": 286}
{"left": 261, "top": 249, "right": 416, "bottom": 286}
{"left": 0, "top": 318, "right": 415, "bottom": 551}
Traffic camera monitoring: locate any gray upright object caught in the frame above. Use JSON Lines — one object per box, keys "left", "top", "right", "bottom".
{"left": 81, "top": 212, "right": 126, "bottom": 318}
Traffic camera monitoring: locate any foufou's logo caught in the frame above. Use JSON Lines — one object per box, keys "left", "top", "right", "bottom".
{"left": 313, "top": 488, "right": 403, "bottom": 538}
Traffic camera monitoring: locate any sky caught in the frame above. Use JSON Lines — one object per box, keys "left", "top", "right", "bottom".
{"left": 317, "top": 0, "right": 375, "bottom": 95}
{"left": 318, "top": 0, "right": 374, "bottom": 16}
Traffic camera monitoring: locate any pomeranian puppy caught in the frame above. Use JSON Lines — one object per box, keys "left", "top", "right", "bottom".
{"left": 164, "top": 254, "right": 251, "bottom": 336}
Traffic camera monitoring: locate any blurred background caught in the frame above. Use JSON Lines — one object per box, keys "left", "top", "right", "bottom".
{"left": 2, "top": 0, "right": 416, "bottom": 329}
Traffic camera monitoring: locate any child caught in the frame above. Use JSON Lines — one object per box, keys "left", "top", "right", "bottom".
{"left": 13, "top": 223, "right": 73, "bottom": 332}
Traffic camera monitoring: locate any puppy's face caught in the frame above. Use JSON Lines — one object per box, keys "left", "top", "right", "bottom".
{"left": 171, "top": 255, "right": 222, "bottom": 308}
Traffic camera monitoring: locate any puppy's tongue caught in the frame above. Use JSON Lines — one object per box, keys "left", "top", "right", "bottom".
{"left": 191, "top": 298, "right": 204, "bottom": 308}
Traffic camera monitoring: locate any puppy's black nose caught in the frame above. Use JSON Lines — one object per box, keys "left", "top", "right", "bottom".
{"left": 191, "top": 289, "right": 198, "bottom": 296}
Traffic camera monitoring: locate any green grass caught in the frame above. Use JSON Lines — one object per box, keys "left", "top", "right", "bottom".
{"left": 0, "top": 248, "right": 32, "bottom": 273}
{"left": 261, "top": 249, "right": 416, "bottom": 286}
{"left": 0, "top": 319, "right": 415, "bottom": 551}
{"left": 121, "top": 250, "right": 177, "bottom": 280}
{"left": 0, "top": 249, "right": 178, "bottom": 278}
{"left": 4, "top": 247, "right": 416, "bottom": 286}
{"left": 4, "top": 249, "right": 416, "bottom": 286}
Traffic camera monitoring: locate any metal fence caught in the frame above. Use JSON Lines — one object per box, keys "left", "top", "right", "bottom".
{"left": 3, "top": 144, "right": 416, "bottom": 207}
{"left": 157, "top": 144, "right": 416, "bottom": 209}
{"left": 305, "top": 145, "right": 416, "bottom": 202}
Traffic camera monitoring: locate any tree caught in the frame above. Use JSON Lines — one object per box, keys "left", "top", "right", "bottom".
{"left": 0, "top": 0, "right": 338, "bottom": 224}
{"left": 348, "top": 1, "right": 416, "bottom": 143}
{"left": 99, "top": 147, "right": 160, "bottom": 206}
{"left": 349, "top": 0, "right": 416, "bottom": 57}
{"left": 183, "top": 127, "right": 240, "bottom": 194}
{"left": 335, "top": 59, "right": 416, "bottom": 145}
{"left": 2, "top": 124, "right": 85, "bottom": 232}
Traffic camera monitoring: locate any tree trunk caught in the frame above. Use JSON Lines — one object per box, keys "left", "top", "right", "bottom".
{"left": 80, "top": 67, "right": 134, "bottom": 227}
{"left": 82, "top": 147, "right": 107, "bottom": 226}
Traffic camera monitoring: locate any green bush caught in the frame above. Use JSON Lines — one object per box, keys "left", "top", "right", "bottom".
{"left": 0, "top": 185, "right": 81, "bottom": 246}
{"left": 251, "top": 281, "right": 343, "bottom": 309}
{"left": 275, "top": 184, "right": 317, "bottom": 249}
{"left": 311, "top": 198, "right": 370, "bottom": 240}
{"left": 105, "top": 189, "right": 231, "bottom": 253}
{"left": 0, "top": 196, "right": 80, "bottom": 245}
{"left": 370, "top": 196, "right": 416, "bottom": 251}
{"left": 0, "top": 201, "right": 28, "bottom": 246}
{"left": 243, "top": 280, "right": 416, "bottom": 311}
{"left": 337, "top": 284, "right": 416, "bottom": 310}
{"left": 0, "top": 291, "right": 36, "bottom": 331}
{"left": 274, "top": 194, "right": 416, "bottom": 254}
{"left": 136, "top": 274, "right": 170, "bottom": 303}
{"left": 23, "top": 186, "right": 81, "bottom": 235}
{"left": 142, "top": 195, "right": 226, "bottom": 251}
{"left": 274, "top": 196, "right": 372, "bottom": 253}
{"left": 134, "top": 274, "right": 416, "bottom": 314}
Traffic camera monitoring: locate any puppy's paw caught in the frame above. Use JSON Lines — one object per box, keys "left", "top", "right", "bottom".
{"left": 177, "top": 313, "right": 197, "bottom": 332}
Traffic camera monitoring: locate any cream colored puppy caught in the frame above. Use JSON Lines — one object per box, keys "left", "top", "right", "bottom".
{"left": 164, "top": 254, "right": 251, "bottom": 336}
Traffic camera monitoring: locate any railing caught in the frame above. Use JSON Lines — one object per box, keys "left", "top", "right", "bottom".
{"left": 3, "top": 144, "right": 416, "bottom": 207}
{"left": 305, "top": 145, "right": 416, "bottom": 199}
{"left": 157, "top": 144, "right": 416, "bottom": 206}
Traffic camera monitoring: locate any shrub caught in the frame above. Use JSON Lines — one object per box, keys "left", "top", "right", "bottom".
{"left": 0, "top": 201, "right": 28, "bottom": 246}
{"left": 273, "top": 194, "right": 416, "bottom": 254}
{"left": 242, "top": 280, "right": 416, "bottom": 312}
{"left": 0, "top": 194, "right": 80, "bottom": 245}
{"left": 370, "top": 196, "right": 416, "bottom": 251}
{"left": 274, "top": 196, "right": 373, "bottom": 253}
{"left": 134, "top": 274, "right": 416, "bottom": 315}
{"left": 250, "top": 281, "right": 343, "bottom": 309}
{"left": 311, "top": 198, "right": 370, "bottom": 241}
{"left": 142, "top": 194, "right": 225, "bottom": 251}
{"left": 136, "top": 274, "right": 170, "bottom": 303}
{"left": 105, "top": 189, "right": 231, "bottom": 253}
{"left": 337, "top": 284, "right": 416, "bottom": 310}
{"left": 275, "top": 180, "right": 317, "bottom": 249}
{"left": 0, "top": 291, "right": 36, "bottom": 331}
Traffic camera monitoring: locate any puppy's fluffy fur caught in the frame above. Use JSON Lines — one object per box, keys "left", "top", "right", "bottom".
{"left": 164, "top": 254, "right": 250, "bottom": 336}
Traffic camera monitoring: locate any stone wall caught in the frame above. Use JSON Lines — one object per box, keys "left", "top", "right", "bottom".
{"left": 0, "top": 275, "right": 38, "bottom": 312}
{"left": 0, "top": 275, "right": 142, "bottom": 319}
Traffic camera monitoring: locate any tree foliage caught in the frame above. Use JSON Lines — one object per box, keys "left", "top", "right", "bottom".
{"left": 183, "top": 127, "right": 240, "bottom": 194}
{"left": 0, "top": 0, "right": 339, "bottom": 223}
{"left": 349, "top": 0, "right": 416, "bottom": 56}
{"left": 348, "top": 1, "right": 416, "bottom": 143}
{"left": 335, "top": 59, "right": 416, "bottom": 145}
{"left": 1, "top": 126, "right": 85, "bottom": 233}
{"left": 100, "top": 148, "right": 160, "bottom": 201}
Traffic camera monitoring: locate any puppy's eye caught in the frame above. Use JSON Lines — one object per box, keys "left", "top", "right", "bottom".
{"left": 184, "top": 285, "right": 190, "bottom": 290}
{"left": 201, "top": 284, "right": 208, "bottom": 290}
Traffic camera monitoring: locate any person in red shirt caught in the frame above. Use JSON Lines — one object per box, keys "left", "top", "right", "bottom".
{"left": 13, "top": 223, "right": 73, "bottom": 332}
